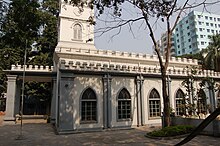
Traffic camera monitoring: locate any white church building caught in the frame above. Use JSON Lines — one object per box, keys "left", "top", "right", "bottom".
{"left": 3, "top": 0, "right": 220, "bottom": 134}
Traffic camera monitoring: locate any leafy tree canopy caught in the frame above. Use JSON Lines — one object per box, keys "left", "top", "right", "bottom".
{"left": 0, "top": 0, "right": 59, "bottom": 96}
{"left": 203, "top": 34, "right": 220, "bottom": 71}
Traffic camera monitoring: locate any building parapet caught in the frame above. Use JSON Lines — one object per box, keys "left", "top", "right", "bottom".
{"left": 11, "top": 65, "right": 54, "bottom": 72}
{"left": 55, "top": 47, "right": 198, "bottom": 65}
{"left": 9, "top": 61, "right": 220, "bottom": 78}
{"left": 58, "top": 60, "right": 220, "bottom": 78}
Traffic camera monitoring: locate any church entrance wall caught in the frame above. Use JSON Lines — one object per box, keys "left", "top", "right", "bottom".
{"left": 3, "top": 69, "right": 54, "bottom": 124}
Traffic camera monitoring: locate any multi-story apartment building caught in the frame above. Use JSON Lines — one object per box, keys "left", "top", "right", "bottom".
{"left": 153, "top": 32, "right": 176, "bottom": 57}
{"left": 175, "top": 11, "right": 220, "bottom": 56}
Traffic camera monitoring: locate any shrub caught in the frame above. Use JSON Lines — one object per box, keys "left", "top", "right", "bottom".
{"left": 147, "top": 125, "right": 194, "bottom": 137}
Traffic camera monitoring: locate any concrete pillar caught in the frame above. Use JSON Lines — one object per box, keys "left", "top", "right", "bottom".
{"left": 58, "top": 72, "right": 75, "bottom": 131}
{"left": 208, "top": 80, "right": 216, "bottom": 113}
{"left": 140, "top": 76, "right": 144, "bottom": 125}
{"left": 102, "top": 76, "right": 108, "bottom": 129}
{"left": 4, "top": 75, "right": 17, "bottom": 124}
{"left": 136, "top": 75, "right": 144, "bottom": 126}
{"left": 167, "top": 76, "right": 171, "bottom": 107}
{"left": 55, "top": 70, "right": 60, "bottom": 128}
{"left": 50, "top": 77, "right": 57, "bottom": 124}
{"left": 102, "top": 74, "right": 112, "bottom": 128}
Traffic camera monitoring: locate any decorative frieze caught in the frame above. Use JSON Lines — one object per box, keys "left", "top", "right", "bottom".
{"left": 55, "top": 47, "right": 198, "bottom": 65}
{"left": 56, "top": 60, "right": 220, "bottom": 78}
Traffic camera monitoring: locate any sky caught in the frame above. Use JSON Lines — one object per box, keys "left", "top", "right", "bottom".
{"left": 94, "top": 0, "right": 220, "bottom": 54}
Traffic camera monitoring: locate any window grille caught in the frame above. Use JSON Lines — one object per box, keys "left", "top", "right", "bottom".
{"left": 118, "top": 88, "right": 131, "bottom": 120}
{"left": 81, "top": 88, "right": 97, "bottom": 122}
{"left": 149, "top": 89, "right": 161, "bottom": 118}
{"left": 175, "top": 89, "right": 185, "bottom": 116}
{"left": 73, "top": 24, "right": 82, "bottom": 40}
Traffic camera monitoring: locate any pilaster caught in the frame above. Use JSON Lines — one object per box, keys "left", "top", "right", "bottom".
{"left": 14, "top": 80, "right": 21, "bottom": 116}
{"left": 4, "top": 75, "right": 17, "bottom": 124}
{"left": 58, "top": 72, "right": 75, "bottom": 130}
{"left": 50, "top": 77, "right": 57, "bottom": 124}
{"left": 136, "top": 75, "right": 144, "bottom": 126}
{"left": 102, "top": 74, "right": 112, "bottom": 128}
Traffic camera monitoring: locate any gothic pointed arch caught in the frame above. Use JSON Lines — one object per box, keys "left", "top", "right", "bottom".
{"left": 80, "top": 87, "right": 97, "bottom": 123}
{"left": 175, "top": 89, "right": 186, "bottom": 116}
{"left": 117, "top": 88, "right": 131, "bottom": 120}
{"left": 148, "top": 88, "right": 161, "bottom": 118}
{"left": 72, "top": 23, "right": 82, "bottom": 40}
{"left": 197, "top": 89, "right": 207, "bottom": 114}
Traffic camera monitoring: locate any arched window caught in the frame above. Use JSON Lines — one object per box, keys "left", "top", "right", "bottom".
{"left": 175, "top": 89, "right": 185, "bottom": 116}
{"left": 81, "top": 88, "right": 97, "bottom": 122}
{"left": 149, "top": 89, "right": 161, "bottom": 118}
{"left": 197, "top": 89, "right": 207, "bottom": 114}
{"left": 73, "top": 24, "right": 82, "bottom": 40}
{"left": 117, "top": 88, "right": 131, "bottom": 120}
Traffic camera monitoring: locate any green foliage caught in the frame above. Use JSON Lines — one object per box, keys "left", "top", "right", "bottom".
{"left": 0, "top": 0, "right": 58, "bottom": 97}
{"left": 0, "top": 0, "right": 58, "bottom": 66}
{"left": 181, "top": 66, "right": 219, "bottom": 116}
{"left": 204, "top": 34, "right": 220, "bottom": 72}
{"left": 0, "top": 0, "right": 9, "bottom": 35}
{"left": 147, "top": 125, "right": 194, "bottom": 137}
{"left": 25, "top": 82, "right": 52, "bottom": 102}
{"left": 181, "top": 66, "right": 202, "bottom": 115}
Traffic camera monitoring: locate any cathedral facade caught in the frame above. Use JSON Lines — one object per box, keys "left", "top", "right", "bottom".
{"left": 3, "top": 0, "right": 220, "bottom": 134}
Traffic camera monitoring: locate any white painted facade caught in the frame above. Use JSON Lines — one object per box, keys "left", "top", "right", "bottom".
{"left": 3, "top": 0, "right": 220, "bottom": 134}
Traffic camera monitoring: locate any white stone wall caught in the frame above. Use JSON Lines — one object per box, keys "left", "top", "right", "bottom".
{"left": 111, "top": 76, "right": 136, "bottom": 127}
{"left": 57, "top": 73, "right": 220, "bottom": 132}
{"left": 143, "top": 78, "right": 162, "bottom": 125}
{"left": 57, "top": 0, "right": 95, "bottom": 49}
{"left": 72, "top": 75, "right": 104, "bottom": 130}
{"left": 170, "top": 79, "right": 187, "bottom": 113}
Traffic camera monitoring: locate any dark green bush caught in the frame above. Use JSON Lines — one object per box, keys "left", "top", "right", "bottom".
{"left": 147, "top": 125, "right": 194, "bottom": 137}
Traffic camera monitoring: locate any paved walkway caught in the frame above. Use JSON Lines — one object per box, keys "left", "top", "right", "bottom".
{"left": 0, "top": 115, "right": 220, "bottom": 146}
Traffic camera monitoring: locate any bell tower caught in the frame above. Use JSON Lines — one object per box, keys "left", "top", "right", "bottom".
{"left": 57, "top": 0, "right": 96, "bottom": 50}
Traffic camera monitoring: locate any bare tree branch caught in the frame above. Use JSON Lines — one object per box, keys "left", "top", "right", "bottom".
{"left": 183, "top": 0, "right": 220, "bottom": 10}
{"left": 141, "top": 10, "right": 163, "bottom": 70}
{"left": 95, "top": 17, "right": 144, "bottom": 37}
{"left": 171, "top": 0, "right": 190, "bottom": 33}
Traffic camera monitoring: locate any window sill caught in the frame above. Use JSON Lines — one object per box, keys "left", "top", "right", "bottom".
{"left": 71, "top": 39, "right": 83, "bottom": 42}
{"left": 80, "top": 121, "right": 98, "bottom": 124}
{"left": 117, "top": 118, "right": 132, "bottom": 122}
{"left": 148, "top": 117, "right": 161, "bottom": 120}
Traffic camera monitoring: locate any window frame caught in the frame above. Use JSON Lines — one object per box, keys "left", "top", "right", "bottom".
{"left": 197, "top": 89, "right": 207, "bottom": 114}
{"left": 73, "top": 23, "right": 82, "bottom": 41}
{"left": 175, "top": 89, "right": 186, "bottom": 116}
{"left": 117, "top": 88, "right": 132, "bottom": 121}
{"left": 148, "top": 89, "right": 161, "bottom": 119}
{"left": 80, "top": 88, "right": 98, "bottom": 124}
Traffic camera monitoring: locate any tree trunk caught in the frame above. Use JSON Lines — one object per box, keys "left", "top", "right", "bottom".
{"left": 161, "top": 67, "right": 170, "bottom": 127}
